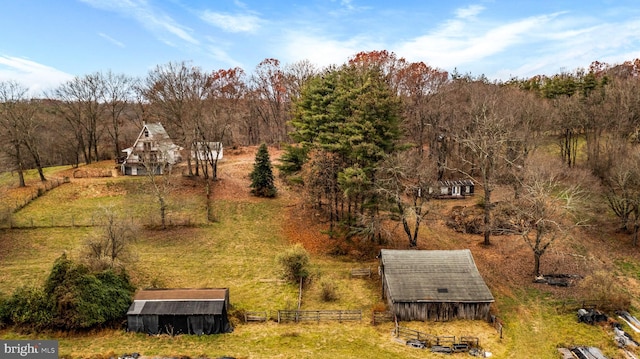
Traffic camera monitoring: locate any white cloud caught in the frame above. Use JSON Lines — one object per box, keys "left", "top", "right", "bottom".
{"left": 98, "top": 32, "right": 125, "bottom": 48}
{"left": 281, "top": 31, "right": 382, "bottom": 68}
{"left": 79, "top": 0, "right": 198, "bottom": 45}
{"left": 0, "top": 55, "right": 73, "bottom": 95}
{"left": 455, "top": 5, "right": 485, "bottom": 19}
{"left": 200, "top": 10, "right": 262, "bottom": 33}
{"left": 396, "top": 13, "right": 555, "bottom": 71}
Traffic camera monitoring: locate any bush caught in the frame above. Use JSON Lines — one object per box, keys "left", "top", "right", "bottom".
{"left": 277, "top": 244, "right": 310, "bottom": 283}
{"left": 2, "top": 254, "right": 135, "bottom": 331}
{"left": 319, "top": 279, "right": 339, "bottom": 302}
{"left": 1, "top": 286, "right": 54, "bottom": 331}
{"left": 44, "top": 254, "right": 135, "bottom": 330}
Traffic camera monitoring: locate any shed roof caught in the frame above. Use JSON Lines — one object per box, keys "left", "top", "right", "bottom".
{"left": 133, "top": 288, "right": 228, "bottom": 301}
{"left": 380, "top": 249, "right": 494, "bottom": 303}
{"left": 128, "top": 288, "right": 229, "bottom": 316}
{"left": 128, "top": 300, "right": 226, "bottom": 315}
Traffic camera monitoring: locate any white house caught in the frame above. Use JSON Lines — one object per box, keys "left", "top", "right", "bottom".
{"left": 121, "top": 122, "right": 183, "bottom": 176}
{"left": 192, "top": 141, "right": 223, "bottom": 163}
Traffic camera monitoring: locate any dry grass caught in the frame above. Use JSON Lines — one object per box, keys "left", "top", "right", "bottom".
{"left": 2, "top": 147, "right": 640, "bottom": 358}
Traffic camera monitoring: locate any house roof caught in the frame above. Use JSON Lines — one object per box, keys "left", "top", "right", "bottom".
{"left": 380, "top": 249, "right": 494, "bottom": 303}
{"left": 438, "top": 179, "right": 474, "bottom": 187}
{"left": 127, "top": 288, "right": 229, "bottom": 316}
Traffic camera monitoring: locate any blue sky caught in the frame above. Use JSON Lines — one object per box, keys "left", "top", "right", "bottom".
{"left": 1, "top": 0, "right": 640, "bottom": 94}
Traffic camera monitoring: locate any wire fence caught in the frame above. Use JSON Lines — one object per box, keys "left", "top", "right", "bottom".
{"left": 3, "top": 176, "right": 69, "bottom": 214}
{"left": 0, "top": 213, "right": 206, "bottom": 230}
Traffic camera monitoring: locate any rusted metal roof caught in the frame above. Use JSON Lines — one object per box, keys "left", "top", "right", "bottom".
{"left": 380, "top": 249, "right": 494, "bottom": 303}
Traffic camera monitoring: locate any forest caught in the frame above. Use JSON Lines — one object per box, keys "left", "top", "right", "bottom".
{"left": 2, "top": 50, "right": 640, "bottom": 279}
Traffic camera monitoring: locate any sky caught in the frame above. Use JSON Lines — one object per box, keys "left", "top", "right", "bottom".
{"left": 1, "top": 0, "right": 640, "bottom": 94}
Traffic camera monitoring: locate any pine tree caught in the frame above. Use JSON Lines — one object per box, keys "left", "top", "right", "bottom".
{"left": 250, "top": 143, "right": 277, "bottom": 197}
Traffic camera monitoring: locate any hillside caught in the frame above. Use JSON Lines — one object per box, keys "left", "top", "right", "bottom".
{"left": 1, "top": 146, "right": 640, "bottom": 358}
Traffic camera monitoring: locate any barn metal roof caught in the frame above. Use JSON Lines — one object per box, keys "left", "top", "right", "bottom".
{"left": 380, "top": 249, "right": 494, "bottom": 303}
{"left": 128, "top": 300, "right": 226, "bottom": 315}
{"left": 127, "top": 288, "right": 229, "bottom": 316}
{"left": 133, "top": 288, "right": 228, "bottom": 301}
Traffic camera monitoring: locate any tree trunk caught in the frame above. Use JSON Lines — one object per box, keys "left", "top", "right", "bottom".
{"left": 14, "top": 142, "right": 25, "bottom": 187}
{"left": 159, "top": 197, "right": 166, "bottom": 229}
{"left": 483, "top": 187, "right": 492, "bottom": 245}
{"left": 533, "top": 252, "right": 541, "bottom": 277}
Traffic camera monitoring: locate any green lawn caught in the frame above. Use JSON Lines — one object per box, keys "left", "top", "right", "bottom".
{"left": 0, "top": 168, "right": 638, "bottom": 358}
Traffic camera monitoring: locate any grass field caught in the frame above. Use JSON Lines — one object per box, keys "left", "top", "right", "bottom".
{"left": 0, "top": 153, "right": 639, "bottom": 358}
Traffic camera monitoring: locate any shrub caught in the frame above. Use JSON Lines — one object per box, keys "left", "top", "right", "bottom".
{"left": 578, "top": 271, "right": 631, "bottom": 311}
{"left": 319, "top": 279, "right": 339, "bottom": 302}
{"left": 44, "top": 255, "right": 135, "bottom": 330}
{"left": 1, "top": 286, "right": 54, "bottom": 331}
{"left": 3, "top": 254, "right": 135, "bottom": 331}
{"left": 277, "top": 244, "right": 310, "bottom": 283}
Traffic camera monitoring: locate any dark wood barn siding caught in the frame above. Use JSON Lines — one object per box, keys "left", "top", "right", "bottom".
{"left": 392, "top": 302, "right": 492, "bottom": 321}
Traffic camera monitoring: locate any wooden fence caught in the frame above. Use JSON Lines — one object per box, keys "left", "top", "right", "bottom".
{"left": 395, "top": 325, "right": 480, "bottom": 352}
{"left": 277, "top": 310, "right": 362, "bottom": 323}
{"left": 244, "top": 311, "right": 269, "bottom": 322}
{"left": 489, "top": 315, "right": 504, "bottom": 339}
{"left": 372, "top": 310, "right": 394, "bottom": 325}
{"left": 350, "top": 267, "right": 372, "bottom": 278}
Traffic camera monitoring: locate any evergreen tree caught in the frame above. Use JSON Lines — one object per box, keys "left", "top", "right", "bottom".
{"left": 250, "top": 143, "right": 277, "bottom": 197}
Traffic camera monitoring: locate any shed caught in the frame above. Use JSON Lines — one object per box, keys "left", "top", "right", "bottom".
{"left": 379, "top": 249, "right": 494, "bottom": 321}
{"left": 429, "top": 179, "right": 475, "bottom": 198}
{"left": 127, "top": 288, "right": 232, "bottom": 335}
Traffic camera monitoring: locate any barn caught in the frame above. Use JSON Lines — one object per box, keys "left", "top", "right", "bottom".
{"left": 127, "top": 288, "right": 232, "bottom": 335}
{"left": 379, "top": 249, "right": 494, "bottom": 321}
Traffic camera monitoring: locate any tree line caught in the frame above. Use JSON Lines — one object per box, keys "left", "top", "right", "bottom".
{"left": 3, "top": 51, "right": 640, "bottom": 276}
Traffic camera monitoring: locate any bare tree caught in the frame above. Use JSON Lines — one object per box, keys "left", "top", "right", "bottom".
{"left": 103, "top": 71, "right": 136, "bottom": 160}
{"left": 377, "top": 151, "right": 438, "bottom": 247}
{"left": 53, "top": 73, "right": 106, "bottom": 165}
{"left": 249, "top": 58, "right": 290, "bottom": 144}
{"left": 84, "top": 206, "right": 138, "bottom": 268}
{"left": 452, "top": 82, "right": 515, "bottom": 245}
{"left": 509, "top": 156, "right": 587, "bottom": 277}
{"left": 142, "top": 144, "right": 175, "bottom": 230}
{"left": 139, "top": 61, "right": 208, "bottom": 176}
{"left": 0, "top": 81, "right": 46, "bottom": 185}
{"left": 603, "top": 150, "right": 640, "bottom": 245}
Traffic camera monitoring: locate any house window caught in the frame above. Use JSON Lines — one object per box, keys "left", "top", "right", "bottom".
{"left": 143, "top": 142, "right": 151, "bottom": 151}
{"left": 144, "top": 129, "right": 149, "bottom": 137}
{"left": 437, "top": 288, "right": 449, "bottom": 293}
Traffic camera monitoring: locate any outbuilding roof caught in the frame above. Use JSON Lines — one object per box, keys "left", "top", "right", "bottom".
{"left": 380, "top": 249, "right": 494, "bottom": 303}
{"left": 127, "top": 288, "right": 229, "bottom": 316}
